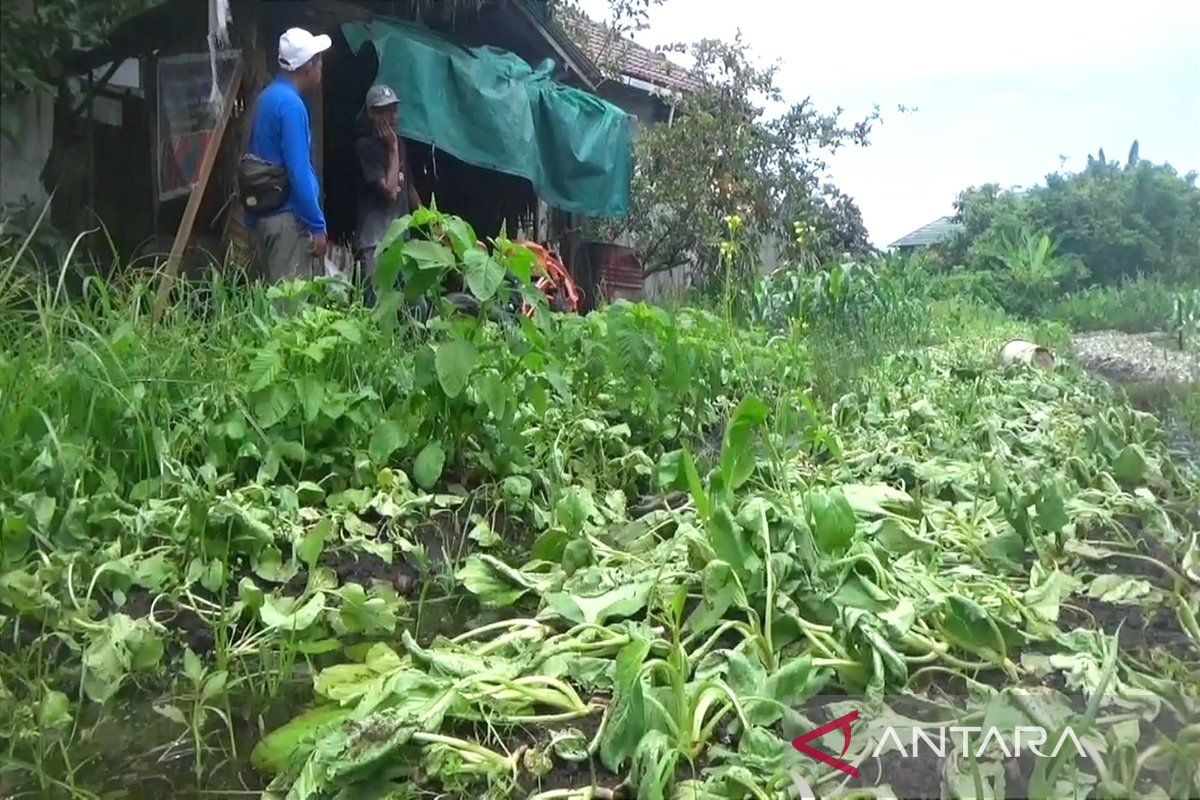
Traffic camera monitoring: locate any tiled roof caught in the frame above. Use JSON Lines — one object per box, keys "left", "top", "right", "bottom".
{"left": 889, "top": 216, "right": 963, "bottom": 249}
{"left": 566, "top": 13, "right": 703, "bottom": 95}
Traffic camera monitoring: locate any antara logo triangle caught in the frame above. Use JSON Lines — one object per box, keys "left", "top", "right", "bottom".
{"left": 791, "top": 709, "right": 860, "bottom": 778}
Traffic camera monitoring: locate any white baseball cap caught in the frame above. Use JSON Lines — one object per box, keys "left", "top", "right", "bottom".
{"left": 278, "top": 28, "right": 332, "bottom": 71}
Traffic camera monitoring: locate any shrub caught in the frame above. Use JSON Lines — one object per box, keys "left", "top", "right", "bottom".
{"left": 1044, "top": 276, "right": 1186, "bottom": 334}
{"left": 949, "top": 144, "right": 1200, "bottom": 287}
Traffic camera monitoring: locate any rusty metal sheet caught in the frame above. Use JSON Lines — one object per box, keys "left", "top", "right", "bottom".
{"left": 588, "top": 241, "right": 643, "bottom": 302}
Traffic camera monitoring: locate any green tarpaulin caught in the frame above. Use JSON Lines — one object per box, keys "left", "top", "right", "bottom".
{"left": 342, "top": 20, "right": 632, "bottom": 218}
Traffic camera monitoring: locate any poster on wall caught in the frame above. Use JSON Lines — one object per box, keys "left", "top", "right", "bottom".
{"left": 156, "top": 51, "right": 240, "bottom": 201}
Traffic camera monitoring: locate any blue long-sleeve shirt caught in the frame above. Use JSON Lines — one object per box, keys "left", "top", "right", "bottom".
{"left": 245, "top": 77, "right": 326, "bottom": 234}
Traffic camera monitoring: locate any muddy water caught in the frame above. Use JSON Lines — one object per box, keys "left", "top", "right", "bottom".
{"left": 67, "top": 687, "right": 305, "bottom": 797}
{"left": 1111, "top": 378, "right": 1200, "bottom": 466}
{"left": 1070, "top": 330, "right": 1199, "bottom": 465}
{"left": 7, "top": 507, "right": 538, "bottom": 798}
{"left": 10, "top": 590, "right": 500, "bottom": 799}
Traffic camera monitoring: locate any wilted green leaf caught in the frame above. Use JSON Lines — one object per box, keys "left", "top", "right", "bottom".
{"left": 720, "top": 395, "right": 767, "bottom": 491}
{"left": 841, "top": 484, "right": 918, "bottom": 519}
{"left": 1113, "top": 444, "right": 1149, "bottom": 485}
{"left": 681, "top": 446, "right": 710, "bottom": 519}
{"left": 81, "top": 615, "right": 164, "bottom": 703}
{"left": 873, "top": 518, "right": 932, "bottom": 555}
{"left": 706, "top": 504, "right": 760, "bottom": 585}
{"left": 1034, "top": 482, "right": 1070, "bottom": 533}
{"left": 656, "top": 450, "right": 686, "bottom": 492}
{"left": 333, "top": 582, "right": 400, "bottom": 636}
{"left": 1023, "top": 569, "right": 1081, "bottom": 623}
{"left": 201, "top": 671, "right": 229, "bottom": 702}
{"left": 251, "top": 705, "right": 352, "bottom": 774}
{"left": 259, "top": 593, "right": 326, "bottom": 632}
{"left": 183, "top": 647, "right": 204, "bottom": 686}
{"left": 153, "top": 703, "right": 187, "bottom": 726}
{"left": 938, "top": 595, "right": 1009, "bottom": 663}
{"left": 685, "top": 560, "right": 749, "bottom": 633}
{"left": 600, "top": 634, "right": 651, "bottom": 772}
{"left": 252, "top": 545, "right": 298, "bottom": 584}
{"left": 806, "top": 488, "right": 857, "bottom": 554}
{"left": 544, "top": 581, "right": 651, "bottom": 626}
{"left": 1085, "top": 574, "right": 1153, "bottom": 604}
{"left": 38, "top": 690, "right": 72, "bottom": 730}
{"left": 631, "top": 730, "right": 679, "bottom": 800}
{"left": 555, "top": 486, "right": 601, "bottom": 531}
{"left": 297, "top": 519, "right": 332, "bottom": 570}
{"left": 238, "top": 577, "right": 265, "bottom": 610}
{"left": 503, "top": 475, "right": 533, "bottom": 502}
{"left": 562, "top": 538, "right": 593, "bottom": 575}
{"left": 2, "top": 515, "right": 30, "bottom": 564}
{"left": 550, "top": 728, "right": 590, "bottom": 762}
{"left": 467, "top": 515, "right": 502, "bottom": 548}
{"left": 456, "top": 554, "right": 533, "bottom": 607}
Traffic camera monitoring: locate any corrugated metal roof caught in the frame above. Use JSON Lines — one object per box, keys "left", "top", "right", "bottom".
{"left": 566, "top": 13, "right": 703, "bottom": 94}
{"left": 888, "top": 216, "right": 963, "bottom": 249}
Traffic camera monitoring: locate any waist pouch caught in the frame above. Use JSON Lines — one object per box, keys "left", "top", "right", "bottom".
{"left": 237, "top": 154, "right": 290, "bottom": 214}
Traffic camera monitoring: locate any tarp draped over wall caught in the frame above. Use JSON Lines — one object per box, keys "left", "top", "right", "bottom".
{"left": 341, "top": 19, "right": 631, "bottom": 218}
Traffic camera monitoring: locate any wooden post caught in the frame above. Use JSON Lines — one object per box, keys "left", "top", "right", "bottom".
{"left": 311, "top": 72, "right": 324, "bottom": 208}
{"left": 146, "top": 56, "right": 160, "bottom": 238}
{"left": 151, "top": 62, "right": 244, "bottom": 323}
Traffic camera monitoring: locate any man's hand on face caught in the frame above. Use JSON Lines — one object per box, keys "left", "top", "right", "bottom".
{"left": 375, "top": 117, "right": 398, "bottom": 148}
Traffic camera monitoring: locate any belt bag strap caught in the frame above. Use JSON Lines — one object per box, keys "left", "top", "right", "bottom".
{"left": 237, "top": 154, "right": 290, "bottom": 214}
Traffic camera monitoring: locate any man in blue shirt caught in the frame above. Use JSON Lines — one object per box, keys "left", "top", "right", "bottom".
{"left": 245, "top": 28, "right": 331, "bottom": 282}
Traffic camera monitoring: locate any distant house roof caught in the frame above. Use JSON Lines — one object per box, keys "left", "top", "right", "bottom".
{"left": 566, "top": 14, "right": 703, "bottom": 94}
{"left": 889, "top": 216, "right": 963, "bottom": 249}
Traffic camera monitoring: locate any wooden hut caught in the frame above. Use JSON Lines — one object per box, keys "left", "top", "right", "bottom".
{"left": 53, "top": 0, "right": 622, "bottom": 287}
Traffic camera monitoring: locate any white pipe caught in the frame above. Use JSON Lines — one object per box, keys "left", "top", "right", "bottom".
{"left": 206, "top": 0, "right": 231, "bottom": 107}
{"left": 618, "top": 73, "right": 682, "bottom": 101}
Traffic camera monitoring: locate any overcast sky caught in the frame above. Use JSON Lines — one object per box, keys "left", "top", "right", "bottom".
{"left": 579, "top": 0, "right": 1200, "bottom": 247}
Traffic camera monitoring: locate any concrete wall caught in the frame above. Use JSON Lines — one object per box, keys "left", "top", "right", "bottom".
{"left": 643, "top": 263, "right": 690, "bottom": 302}
{"left": 641, "top": 232, "right": 781, "bottom": 302}
{"left": 0, "top": 0, "right": 55, "bottom": 207}
{"left": 0, "top": 91, "right": 54, "bottom": 207}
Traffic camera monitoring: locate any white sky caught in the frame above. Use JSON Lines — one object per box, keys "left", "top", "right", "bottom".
{"left": 579, "top": 0, "right": 1200, "bottom": 246}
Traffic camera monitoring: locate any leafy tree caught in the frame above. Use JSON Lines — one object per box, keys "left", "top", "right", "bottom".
{"left": 590, "top": 35, "right": 877, "bottom": 287}
{"left": 553, "top": 0, "right": 662, "bottom": 35}
{"left": 1036, "top": 149, "right": 1199, "bottom": 284}
{"left": 949, "top": 144, "right": 1200, "bottom": 286}
{"left": 975, "top": 228, "right": 1087, "bottom": 317}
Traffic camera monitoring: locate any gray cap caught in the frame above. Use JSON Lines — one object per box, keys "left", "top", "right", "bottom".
{"left": 366, "top": 84, "right": 399, "bottom": 108}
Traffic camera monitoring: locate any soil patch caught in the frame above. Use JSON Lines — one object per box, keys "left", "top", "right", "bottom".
{"left": 1060, "top": 597, "right": 1193, "bottom": 655}
{"left": 1071, "top": 330, "right": 1198, "bottom": 385}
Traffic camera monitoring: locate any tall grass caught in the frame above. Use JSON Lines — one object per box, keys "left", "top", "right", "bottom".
{"left": 0, "top": 262, "right": 384, "bottom": 504}
{"left": 752, "top": 258, "right": 934, "bottom": 400}
{"left": 1043, "top": 275, "right": 1186, "bottom": 334}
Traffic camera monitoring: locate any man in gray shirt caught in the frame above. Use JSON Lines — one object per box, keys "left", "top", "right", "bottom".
{"left": 356, "top": 84, "right": 422, "bottom": 305}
